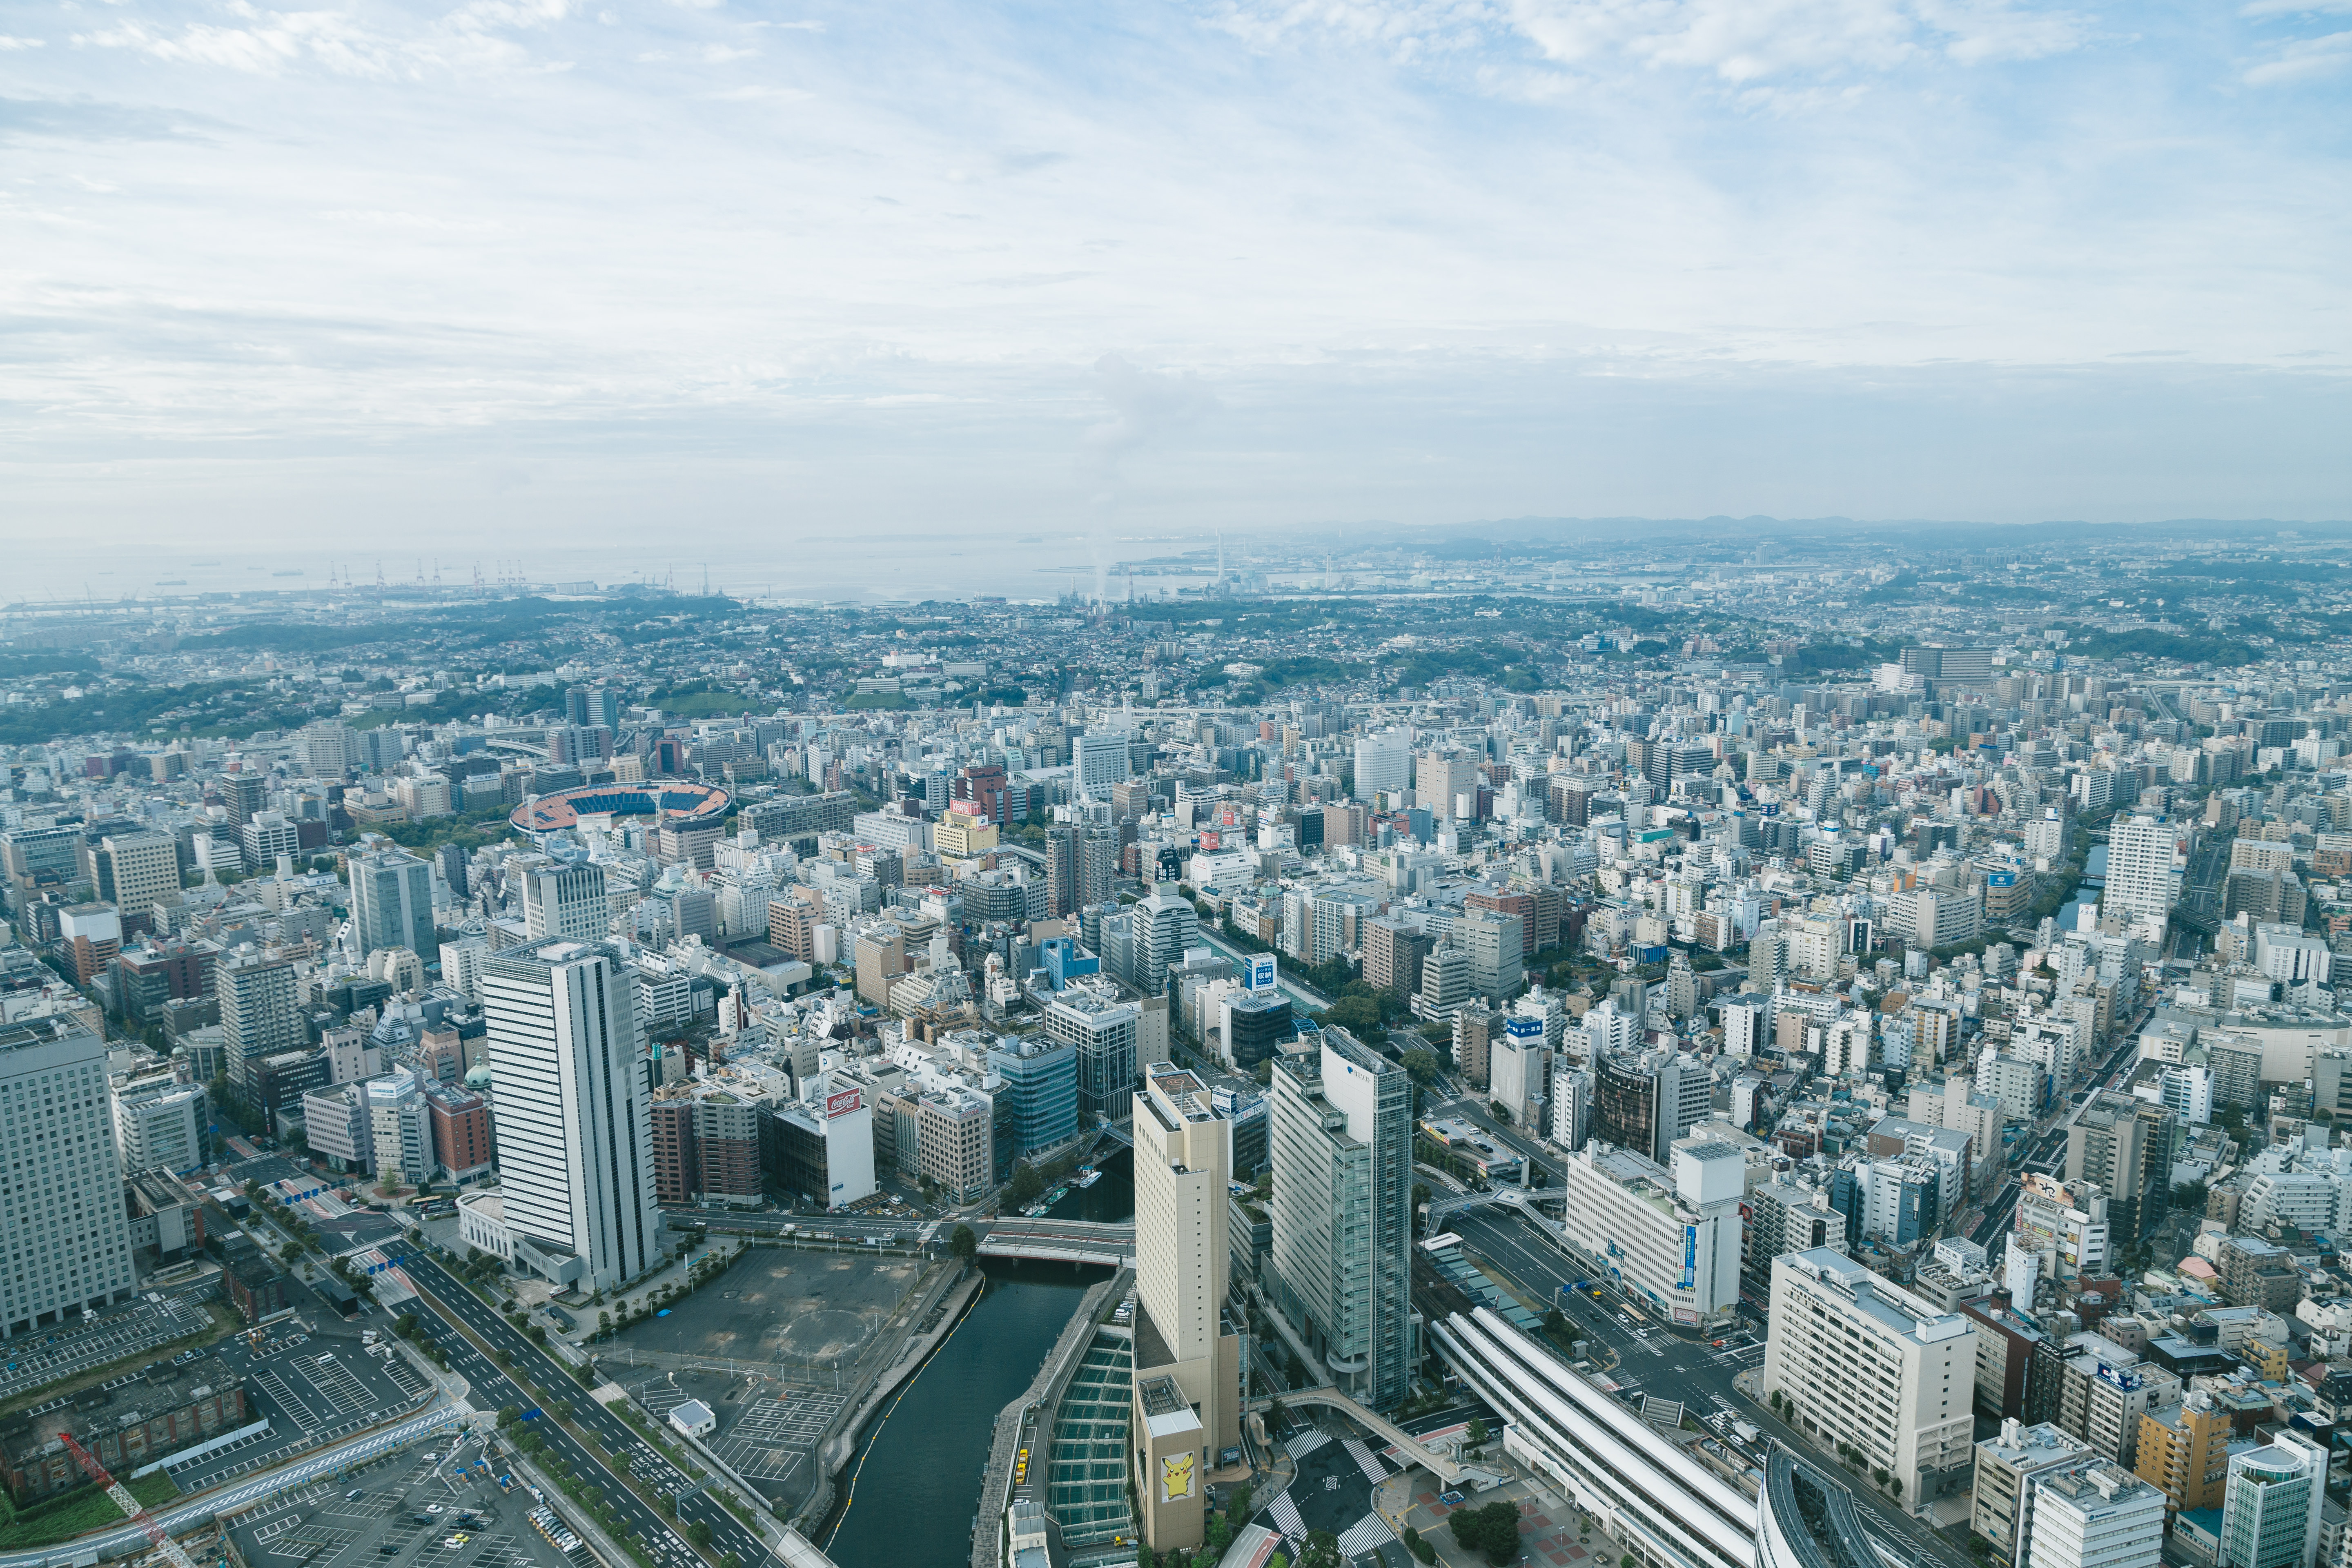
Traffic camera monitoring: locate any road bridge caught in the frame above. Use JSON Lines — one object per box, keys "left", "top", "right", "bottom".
{"left": 975, "top": 1218, "right": 1134, "bottom": 1267}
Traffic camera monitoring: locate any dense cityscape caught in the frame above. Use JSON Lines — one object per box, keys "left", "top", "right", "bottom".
{"left": 2, "top": 522, "right": 2351, "bottom": 1568}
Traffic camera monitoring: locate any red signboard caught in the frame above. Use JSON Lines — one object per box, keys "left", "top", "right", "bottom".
{"left": 825, "top": 1088, "right": 863, "bottom": 1120}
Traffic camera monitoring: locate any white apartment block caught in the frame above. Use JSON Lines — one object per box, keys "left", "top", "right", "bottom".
{"left": 110, "top": 1070, "right": 209, "bottom": 1174}
{"left": 484, "top": 942, "right": 662, "bottom": 1292}
{"left": 1764, "top": 1248, "right": 1977, "bottom": 1513}
{"left": 2023, "top": 1462, "right": 2164, "bottom": 1568}
{"left": 2104, "top": 817, "right": 2180, "bottom": 936}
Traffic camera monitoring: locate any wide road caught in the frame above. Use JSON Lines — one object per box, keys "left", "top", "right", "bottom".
{"left": 395, "top": 1255, "right": 770, "bottom": 1568}
{"left": 1443, "top": 1206, "right": 1978, "bottom": 1568}
{"left": 0, "top": 1403, "right": 465, "bottom": 1568}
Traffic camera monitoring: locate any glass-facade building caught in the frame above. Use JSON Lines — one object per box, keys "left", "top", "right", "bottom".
{"left": 1266, "top": 1027, "right": 1413, "bottom": 1409}
{"left": 2219, "top": 1441, "right": 2321, "bottom": 1568}
{"left": 989, "top": 1034, "right": 1079, "bottom": 1158}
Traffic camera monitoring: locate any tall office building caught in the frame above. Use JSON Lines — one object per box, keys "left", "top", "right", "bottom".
{"left": 1416, "top": 943, "right": 1471, "bottom": 1021}
{"left": 300, "top": 720, "right": 363, "bottom": 778}
{"left": 1352, "top": 733, "right": 1410, "bottom": 803}
{"left": 516, "top": 859, "right": 610, "bottom": 943}
{"left": 1075, "top": 731, "right": 1132, "bottom": 800}
{"left": 1045, "top": 825, "right": 1118, "bottom": 918}
{"left": 1459, "top": 906, "right": 1524, "bottom": 1000}
{"left": 219, "top": 773, "right": 268, "bottom": 829}
{"left": 2066, "top": 1095, "right": 2170, "bottom": 1250}
{"left": 2217, "top": 1437, "right": 2323, "bottom": 1568}
{"left": 1129, "top": 1064, "right": 1241, "bottom": 1555}
{"left": 365, "top": 1073, "right": 432, "bottom": 1188}
{"left": 434, "top": 842, "right": 468, "bottom": 900}
{"left": 218, "top": 951, "right": 303, "bottom": 1094}
{"left": 1415, "top": 750, "right": 1480, "bottom": 820}
{"left": 2104, "top": 817, "right": 2180, "bottom": 931}
{"left": 1044, "top": 986, "right": 1140, "bottom": 1126}
{"left": 564, "top": 686, "right": 621, "bottom": 732}
{"left": 1267, "top": 1028, "right": 1412, "bottom": 1410}
{"left": 94, "top": 833, "right": 180, "bottom": 935}
{"left": 0, "top": 1020, "right": 137, "bottom": 1334}
{"left": 483, "top": 942, "right": 661, "bottom": 1291}
{"left": 1136, "top": 885, "right": 1198, "bottom": 996}
{"left": 1594, "top": 1048, "right": 1713, "bottom": 1165}
{"left": 350, "top": 847, "right": 436, "bottom": 961}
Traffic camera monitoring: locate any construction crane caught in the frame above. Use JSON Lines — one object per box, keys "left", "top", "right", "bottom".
{"left": 56, "top": 1430, "right": 201, "bottom": 1568}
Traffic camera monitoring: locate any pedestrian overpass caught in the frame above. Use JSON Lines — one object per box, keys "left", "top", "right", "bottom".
{"left": 1244, "top": 1385, "right": 1467, "bottom": 1484}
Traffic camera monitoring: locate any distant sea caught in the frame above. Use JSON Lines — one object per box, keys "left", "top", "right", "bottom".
{"left": 0, "top": 532, "right": 1252, "bottom": 610}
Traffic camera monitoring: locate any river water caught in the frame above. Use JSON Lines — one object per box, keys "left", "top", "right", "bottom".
{"left": 823, "top": 1148, "right": 1137, "bottom": 1566}
{"left": 822, "top": 1158, "right": 1134, "bottom": 1568}
{"left": 1045, "top": 1147, "right": 1134, "bottom": 1224}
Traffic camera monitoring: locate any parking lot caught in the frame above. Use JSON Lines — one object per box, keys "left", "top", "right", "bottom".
{"left": 604, "top": 1247, "right": 922, "bottom": 1369}
{"left": 171, "top": 1283, "right": 435, "bottom": 1491}
{"left": 226, "top": 1434, "right": 587, "bottom": 1568}
{"left": 0, "top": 1293, "right": 219, "bottom": 1402}
{"left": 628, "top": 1369, "right": 844, "bottom": 1505}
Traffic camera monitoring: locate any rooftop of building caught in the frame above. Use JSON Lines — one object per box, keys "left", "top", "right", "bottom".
{"left": 1781, "top": 1247, "right": 1975, "bottom": 1344}
{"left": 0, "top": 1362, "right": 240, "bottom": 1455}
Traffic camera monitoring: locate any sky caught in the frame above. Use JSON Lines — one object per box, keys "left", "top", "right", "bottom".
{"left": 3, "top": 0, "right": 2349, "bottom": 567}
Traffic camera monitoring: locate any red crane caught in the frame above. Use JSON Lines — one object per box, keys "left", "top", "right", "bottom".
{"left": 56, "top": 1430, "right": 199, "bottom": 1568}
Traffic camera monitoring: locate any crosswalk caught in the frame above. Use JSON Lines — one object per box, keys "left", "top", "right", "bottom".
{"left": 1267, "top": 1491, "right": 1307, "bottom": 1539}
{"left": 1341, "top": 1438, "right": 1389, "bottom": 1484}
{"left": 1284, "top": 1430, "right": 1331, "bottom": 1460}
{"left": 1336, "top": 1513, "right": 1395, "bottom": 1558}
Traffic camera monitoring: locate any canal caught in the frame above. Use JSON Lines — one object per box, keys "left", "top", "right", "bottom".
{"left": 822, "top": 1261, "right": 1112, "bottom": 1567}
{"left": 2059, "top": 842, "right": 2108, "bottom": 931}
{"left": 1045, "top": 1145, "right": 1134, "bottom": 1224}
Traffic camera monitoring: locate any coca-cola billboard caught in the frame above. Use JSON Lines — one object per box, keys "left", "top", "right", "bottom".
{"left": 825, "top": 1088, "right": 863, "bottom": 1120}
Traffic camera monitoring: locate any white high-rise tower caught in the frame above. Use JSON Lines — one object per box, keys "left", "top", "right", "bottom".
{"left": 483, "top": 942, "right": 661, "bottom": 1292}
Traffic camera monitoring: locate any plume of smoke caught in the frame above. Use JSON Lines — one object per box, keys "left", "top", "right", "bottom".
{"left": 1078, "top": 353, "right": 1213, "bottom": 602}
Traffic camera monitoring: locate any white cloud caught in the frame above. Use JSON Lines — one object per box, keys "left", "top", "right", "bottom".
{"left": 2240, "top": 0, "right": 2352, "bottom": 15}
{"left": 71, "top": 0, "right": 572, "bottom": 76}
{"left": 3, "top": 0, "right": 2347, "bottom": 546}
{"left": 0, "top": 34, "right": 47, "bottom": 48}
{"left": 2243, "top": 25, "right": 2352, "bottom": 78}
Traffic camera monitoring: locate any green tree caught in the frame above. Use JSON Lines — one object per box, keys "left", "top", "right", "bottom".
{"left": 950, "top": 1224, "right": 979, "bottom": 1261}
{"left": 1295, "top": 1531, "right": 1344, "bottom": 1568}
{"left": 685, "top": 1520, "right": 713, "bottom": 1548}
{"left": 1002, "top": 1162, "right": 1046, "bottom": 1208}
{"left": 2171, "top": 1179, "right": 2209, "bottom": 1213}
{"left": 1449, "top": 1501, "right": 1523, "bottom": 1566}
{"left": 1399, "top": 1048, "right": 1442, "bottom": 1085}
{"left": 1466, "top": 1415, "right": 1490, "bottom": 1449}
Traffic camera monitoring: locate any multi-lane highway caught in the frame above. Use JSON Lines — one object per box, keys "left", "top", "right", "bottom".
{"left": 393, "top": 1256, "right": 772, "bottom": 1568}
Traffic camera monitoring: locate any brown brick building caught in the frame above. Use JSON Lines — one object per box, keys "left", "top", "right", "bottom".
{"left": 2, "top": 1370, "right": 249, "bottom": 1500}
